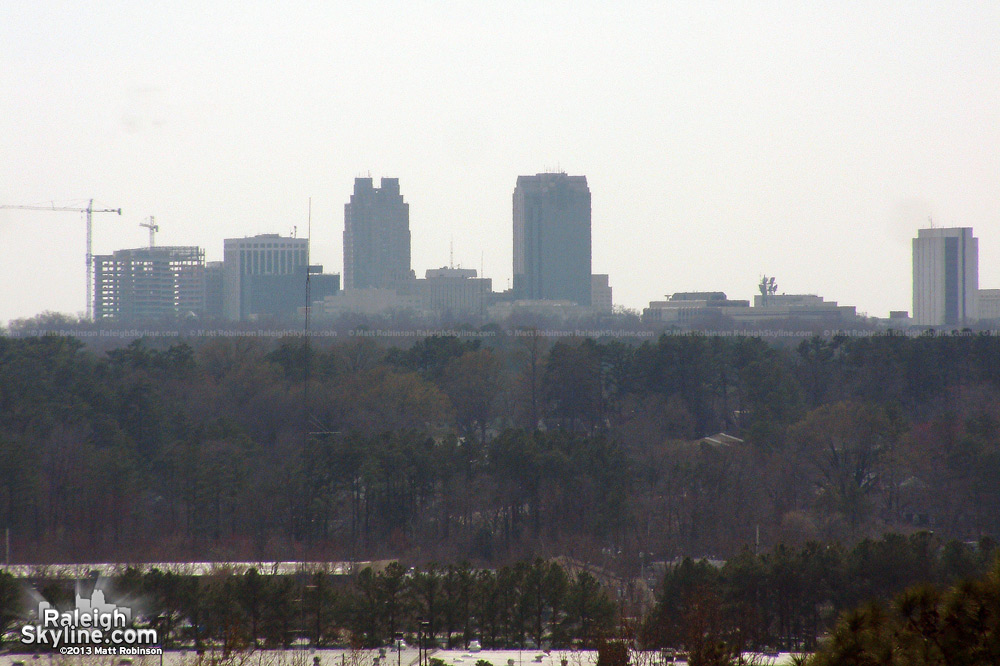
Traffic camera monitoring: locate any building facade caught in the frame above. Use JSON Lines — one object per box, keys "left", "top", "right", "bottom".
{"left": 93, "top": 246, "right": 205, "bottom": 321}
{"left": 513, "top": 173, "right": 592, "bottom": 306}
{"left": 344, "top": 177, "right": 412, "bottom": 290}
{"left": 409, "top": 267, "right": 492, "bottom": 314}
{"left": 591, "top": 274, "right": 613, "bottom": 313}
{"left": 222, "top": 234, "right": 309, "bottom": 320}
{"left": 245, "top": 265, "right": 340, "bottom": 320}
{"left": 204, "top": 261, "right": 224, "bottom": 319}
{"left": 912, "top": 227, "right": 978, "bottom": 326}
{"left": 978, "top": 289, "right": 1000, "bottom": 322}
{"left": 643, "top": 292, "right": 750, "bottom": 325}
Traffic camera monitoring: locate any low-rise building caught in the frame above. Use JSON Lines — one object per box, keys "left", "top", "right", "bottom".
{"left": 737, "top": 293, "right": 856, "bottom": 323}
{"left": 978, "top": 289, "right": 1000, "bottom": 322}
{"left": 643, "top": 292, "right": 749, "bottom": 324}
{"left": 321, "top": 287, "right": 420, "bottom": 316}
{"left": 487, "top": 299, "right": 594, "bottom": 321}
{"left": 406, "top": 267, "right": 492, "bottom": 315}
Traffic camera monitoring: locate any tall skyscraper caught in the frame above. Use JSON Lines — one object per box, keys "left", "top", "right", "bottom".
{"left": 344, "top": 177, "right": 411, "bottom": 290}
{"left": 913, "top": 227, "right": 979, "bottom": 326}
{"left": 513, "top": 173, "right": 592, "bottom": 306}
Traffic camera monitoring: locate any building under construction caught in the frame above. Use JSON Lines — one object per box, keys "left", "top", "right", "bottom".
{"left": 93, "top": 246, "right": 206, "bottom": 321}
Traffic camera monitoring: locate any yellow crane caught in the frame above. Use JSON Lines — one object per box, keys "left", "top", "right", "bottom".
{"left": 0, "top": 199, "right": 122, "bottom": 320}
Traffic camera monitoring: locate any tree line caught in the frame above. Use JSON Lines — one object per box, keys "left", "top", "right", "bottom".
{"left": 1, "top": 534, "right": 995, "bottom": 659}
{"left": 3, "top": 560, "right": 615, "bottom": 653}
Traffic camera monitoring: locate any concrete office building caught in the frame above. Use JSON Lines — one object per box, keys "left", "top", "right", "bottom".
{"left": 745, "top": 293, "right": 856, "bottom": 323}
{"left": 222, "top": 234, "right": 308, "bottom": 320}
{"left": 979, "top": 289, "right": 1000, "bottom": 322}
{"left": 93, "top": 246, "right": 205, "bottom": 321}
{"left": 344, "top": 177, "right": 412, "bottom": 290}
{"left": 912, "top": 227, "right": 978, "bottom": 326}
{"left": 643, "top": 292, "right": 750, "bottom": 325}
{"left": 513, "top": 173, "right": 592, "bottom": 306}
{"left": 409, "top": 267, "right": 492, "bottom": 315}
{"left": 591, "top": 274, "right": 613, "bottom": 313}
{"left": 643, "top": 291, "right": 855, "bottom": 327}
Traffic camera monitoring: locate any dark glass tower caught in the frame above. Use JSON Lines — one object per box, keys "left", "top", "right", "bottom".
{"left": 513, "top": 173, "right": 592, "bottom": 306}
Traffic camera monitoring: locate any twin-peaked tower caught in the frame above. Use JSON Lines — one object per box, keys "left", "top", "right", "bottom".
{"left": 344, "top": 177, "right": 412, "bottom": 290}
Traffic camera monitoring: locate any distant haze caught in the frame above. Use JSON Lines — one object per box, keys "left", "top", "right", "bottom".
{"left": 2, "top": 1, "right": 999, "bottom": 322}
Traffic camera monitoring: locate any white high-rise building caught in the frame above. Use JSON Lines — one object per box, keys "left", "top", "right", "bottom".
{"left": 912, "top": 227, "right": 978, "bottom": 326}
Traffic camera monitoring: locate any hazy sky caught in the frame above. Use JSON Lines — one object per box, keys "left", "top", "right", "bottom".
{"left": 3, "top": 1, "right": 999, "bottom": 323}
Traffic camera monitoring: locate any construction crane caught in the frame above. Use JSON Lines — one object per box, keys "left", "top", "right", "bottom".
{"left": 0, "top": 199, "right": 121, "bottom": 320}
{"left": 140, "top": 216, "right": 159, "bottom": 247}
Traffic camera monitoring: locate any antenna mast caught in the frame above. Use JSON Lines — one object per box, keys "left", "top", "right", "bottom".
{"left": 303, "top": 197, "right": 312, "bottom": 440}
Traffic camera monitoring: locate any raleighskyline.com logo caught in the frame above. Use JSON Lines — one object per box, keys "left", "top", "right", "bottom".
{"left": 20, "top": 589, "right": 159, "bottom": 652}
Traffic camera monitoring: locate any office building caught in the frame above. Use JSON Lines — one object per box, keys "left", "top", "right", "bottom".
{"left": 912, "top": 227, "right": 978, "bottom": 326}
{"left": 93, "top": 246, "right": 205, "bottom": 321}
{"left": 591, "top": 274, "right": 613, "bottom": 313}
{"left": 204, "top": 261, "right": 224, "bottom": 319}
{"left": 409, "top": 267, "right": 492, "bottom": 314}
{"left": 643, "top": 292, "right": 750, "bottom": 325}
{"left": 222, "top": 234, "right": 308, "bottom": 320}
{"left": 513, "top": 173, "right": 592, "bottom": 306}
{"left": 245, "top": 265, "right": 340, "bottom": 320}
{"left": 745, "top": 293, "right": 856, "bottom": 322}
{"left": 979, "top": 289, "right": 1000, "bottom": 322}
{"left": 344, "top": 177, "right": 412, "bottom": 290}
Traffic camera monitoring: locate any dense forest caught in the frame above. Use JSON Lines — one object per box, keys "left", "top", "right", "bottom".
{"left": 0, "top": 329, "right": 999, "bottom": 566}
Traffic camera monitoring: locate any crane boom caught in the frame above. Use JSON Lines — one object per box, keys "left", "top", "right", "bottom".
{"left": 0, "top": 200, "right": 122, "bottom": 320}
{"left": 0, "top": 204, "right": 121, "bottom": 214}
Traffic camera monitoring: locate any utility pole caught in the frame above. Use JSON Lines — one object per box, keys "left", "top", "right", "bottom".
{"left": 0, "top": 200, "right": 122, "bottom": 319}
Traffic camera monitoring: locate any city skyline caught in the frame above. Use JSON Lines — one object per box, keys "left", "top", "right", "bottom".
{"left": 2, "top": 3, "right": 999, "bottom": 323}
{"left": 3, "top": 176, "right": 999, "bottom": 325}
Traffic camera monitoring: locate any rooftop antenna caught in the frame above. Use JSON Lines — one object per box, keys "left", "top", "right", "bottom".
{"left": 758, "top": 275, "right": 777, "bottom": 306}
{"left": 140, "top": 216, "right": 158, "bottom": 248}
{"left": 305, "top": 198, "right": 312, "bottom": 333}
{"left": 929, "top": 216, "right": 935, "bottom": 229}
{"left": 450, "top": 237, "right": 454, "bottom": 269}
{"left": 303, "top": 197, "right": 312, "bottom": 440}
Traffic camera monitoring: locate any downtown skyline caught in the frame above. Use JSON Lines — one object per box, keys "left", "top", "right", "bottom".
{"left": 2, "top": 2, "right": 999, "bottom": 323}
